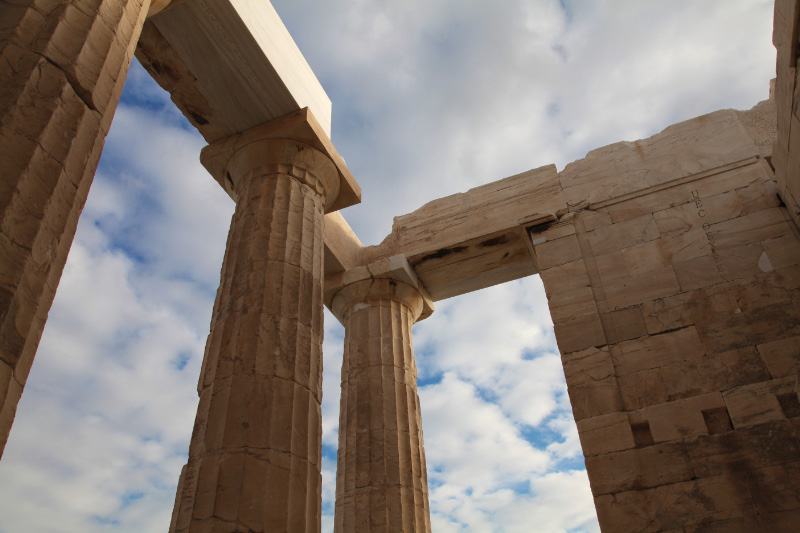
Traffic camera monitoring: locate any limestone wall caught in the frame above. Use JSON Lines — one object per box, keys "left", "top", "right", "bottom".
{"left": 532, "top": 98, "right": 800, "bottom": 531}
{"left": 773, "top": 0, "right": 800, "bottom": 229}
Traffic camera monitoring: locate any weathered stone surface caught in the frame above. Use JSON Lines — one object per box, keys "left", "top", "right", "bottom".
{"left": 698, "top": 347, "right": 771, "bottom": 391}
{"left": 723, "top": 376, "right": 798, "bottom": 428}
{"left": 562, "top": 347, "right": 624, "bottom": 421}
{"left": 653, "top": 190, "right": 744, "bottom": 237}
{"left": 757, "top": 335, "right": 800, "bottom": 378}
{"left": 560, "top": 108, "right": 762, "bottom": 207}
{"left": 594, "top": 473, "right": 757, "bottom": 533}
{"left": 576, "top": 412, "right": 635, "bottom": 457}
{"left": 539, "top": 259, "right": 591, "bottom": 298}
{"left": 603, "top": 265, "right": 682, "bottom": 310}
{"left": 606, "top": 306, "right": 647, "bottom": 342}
{"left": 617, "top": 368, "right": 669, "bottom": 410}
{"left": 533, "top": 234, "right": 583, "bottom": 270}
{"left": 676, "top": 509, "right": 800, "bottom": 533}
{"left": 685, "top": 420, "right": 800, "bottom": 479}
{"left": 330, "top": 277, "right": 431, "bottom": 533}
{"left": 546, "top": 89, "right": 792, "bottom": 532}
{"left": 171, "top": 138, "right": 338, "bottom": 533}
{"left": 0, "top": 0, "right": 150, "bottom": 458}
{"left": 545, "top": 286, "right": 597, "bottom": 323}
{"left": 629, "top": 393, "right": 726, "bottom": 443}
{"left": 763, "top": 232, "right": 800, "bottom": 269}
{"left": 745, "top": 460, "right": 800, "bottom": 513}
{"left": 553, "top": 312, "right": 606, "bottom": 354}
{"left": 696, "top": 300, "right": 800, "bottom": 354}
{"left": 611, "top": 327, "right": 705, "bottom": 376}
{"left": 585, "top": 441, "right": 693, "bottom": 496}
{"left": 585, "top": 214, "right": 661, "bottom": 256}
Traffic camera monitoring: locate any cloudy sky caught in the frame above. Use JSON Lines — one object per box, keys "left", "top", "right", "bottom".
{"left": 0, "top": 1, "right": 776, "bottom": 532}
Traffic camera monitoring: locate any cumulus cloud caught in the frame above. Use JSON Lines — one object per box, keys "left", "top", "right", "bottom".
{"left": 0, "top": 1, "right": 777, "bottom": 532}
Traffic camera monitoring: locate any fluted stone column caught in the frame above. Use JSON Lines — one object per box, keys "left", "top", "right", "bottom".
{"left": 0, "top": 0, "right": 152, "bottom": 457}
{"left": 170, "top": 137, "right": 339, "bottom": 533}
{"left": 330, "top": 277, "right": 432, "bottom": 532}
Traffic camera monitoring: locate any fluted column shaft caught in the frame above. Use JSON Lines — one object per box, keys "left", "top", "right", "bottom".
{"left": 0, "top": 0, "right": 151, "bottom": 457}
{"left": 171, "top": 139, "right": 338, "bottom": 533}
{"left": 332, "top": 279, "right": 432, "bottom": 532}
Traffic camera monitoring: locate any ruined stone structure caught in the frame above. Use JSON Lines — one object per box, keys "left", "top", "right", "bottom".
{"left": 2, "top": 1, "right": 799, "bottom": 532}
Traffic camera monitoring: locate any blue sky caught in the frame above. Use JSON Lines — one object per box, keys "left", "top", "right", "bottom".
{"left": 0, "top": 1, "right": 776, "bottom": 532}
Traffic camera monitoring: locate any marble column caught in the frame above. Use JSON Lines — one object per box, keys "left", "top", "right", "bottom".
{"left": 330, "top": 276, "right": 432, "bottom": 532}
{"left": 0, "top": 0, "right": 152, "bottom": 458}
{"left": 170, "top": 137, "right": 339, "bottom": 533}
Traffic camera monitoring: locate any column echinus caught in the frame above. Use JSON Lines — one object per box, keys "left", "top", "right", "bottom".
{"left": 170, "top": 109, "right": 360, "bottom": 533}
{"left": 327, "top": 255, "right": 435, "bottom": 532}
{"left": 0, "top": 0, "right": 153, "bottom": 457}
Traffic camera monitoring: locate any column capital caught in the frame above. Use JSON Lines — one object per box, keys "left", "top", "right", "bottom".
{"left": 327, "top": 254, "right": 435, "bottom": 324}
{"left": 200, "top": 108, "right": 361, "bottom": 212}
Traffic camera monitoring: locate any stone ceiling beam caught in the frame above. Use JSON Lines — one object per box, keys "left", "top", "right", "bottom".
{"left": 138, "top": 0, "right": 332, "bottom": 142}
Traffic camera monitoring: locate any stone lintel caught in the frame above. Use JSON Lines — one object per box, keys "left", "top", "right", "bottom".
{"left": 340, "top": 165, "right": 567, "bottom": 301}
{"left": 147, "top": 0, "right": 333, "bottom": 136}
{"left": 200, "top": 107, "right": 361, "bottom": 212}
{"left": 326, "top": 254, "right": 435, "bottom": 324}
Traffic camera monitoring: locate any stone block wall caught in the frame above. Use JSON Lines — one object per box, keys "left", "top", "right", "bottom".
{"left": 773, "top": 0, "right": 800, "bottom": 229}
{"left": 532, "top": 98, "right": 800, "bottom": 531}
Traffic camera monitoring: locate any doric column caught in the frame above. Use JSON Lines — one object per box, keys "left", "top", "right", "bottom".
{"left": 328, "top": 257, "right": 434, "bottom": 532}
{"left": 0, "top": 0, "right": 152, "bottom": 457}
{"left": 171, "top": 109, "right": 360, "bottom": 533}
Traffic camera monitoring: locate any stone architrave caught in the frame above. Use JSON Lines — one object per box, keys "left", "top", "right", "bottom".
{"left": 0, "top": 0, "right": 152, "bottom": 457}
{"left": 328, "top": 257, "right": 434, "bottom": 532}
{"left": 169, "top": 109, "right": 358, "bottom": 532}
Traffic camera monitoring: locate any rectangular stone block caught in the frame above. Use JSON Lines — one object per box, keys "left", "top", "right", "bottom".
{"left": 604, "top": 265, "right": 681, "bottom": 310}
{"left": 533, "top": 234, "right": 582, "bottom": 270}
{"left": 729, "top": 264, "right": 800, "bottom": 313}
{"left": 594, "top": 473, "right": 756, "bottom": 533}
{"left": 567, "top": 378, "right": 624, "bottom": 422}
{"left": 593, "top": 249, "right": 628, "bottom": 283}
{"left": 716, "top": 242, "right": 770, "bottom": 281}
{"left": 576, "top": 412, "right": 635, "bottom": 457}
{"left": 757, "top": 335, "right": 800, "bottom": 378}
{"left": 745, "top": 461, "right": 800, "bottom": 513}
{"left": 685, "top": 420, "right": 800, "bottom": 478}
{"left": 546, "top": 286, "right": 597, "bottom": 323}
{"left": 673, "top": 254, "right": 725, "bottom": 291}
{"left": 538, "top": 259, "right": 590, "bottom": 298}
{"left": 607, "top": 306, "right": 647, "bottom": 342}
{"left": 629, "top": 392, "right": 726, "bottom": 443}
{"left": 611, "top": 326, "right": 705, "bottom": 376}
{"left": 641, "top": 283, "right": 738, "bottom": 335}
{"left": 735, "top": 179, "right": 781, "bottom": 215}
{"left": 586, "top": 214, "right": 660, "bottom": 256}
{"left": 562, "top": 346, "right": 614, "bottom": 386}
{"left": 653, "top": 190, "right": 743, "bottom": 237}
{"left": 578, "top": 209, "right": 611, "bottom": 231}
{"left": 709, "top": 207, "right": 790, "bottom": 250}
{"left": 621, "top": 239, "right": 667, "bottom": 275}
{"left": 677, "top": 510, "right": 800, "bottom": 533}
{"left": 585, "top": 441, "right": 693, "bottom": 496}
{"left": 657, "top": 359, "right": 704, "bottom": 401}
{"left": 723, "top": 376, "right": 797, "bottom": 429}
{"left": 696, "top": 300, "right": 800, "bottom": 354}
{"left": 618, "top": 369, "right": 668, "bottom": 410}
{"left": 553, "top": 312, "right": 606, "bottom": 354}
{"left": 698, "top": 346, "right": 771, "bottom": 391}
{"left": 763, "top": 232, "right": 800, "bottom": 269}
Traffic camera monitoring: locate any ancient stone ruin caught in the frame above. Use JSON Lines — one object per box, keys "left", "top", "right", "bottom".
{"left": 2, "top": 0, "right": 799, "bottom": 531}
